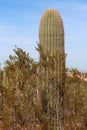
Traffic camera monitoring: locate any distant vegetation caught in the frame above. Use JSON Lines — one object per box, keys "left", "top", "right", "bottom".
{"left": 0, "top": 46, "right": 87, "bottom": 130}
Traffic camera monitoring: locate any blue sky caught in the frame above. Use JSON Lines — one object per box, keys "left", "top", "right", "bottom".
{"left": 0, "top": 0, "right": 87, "bottom": 72}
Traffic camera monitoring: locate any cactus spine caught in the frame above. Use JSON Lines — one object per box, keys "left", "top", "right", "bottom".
{"left": 39, "top": 9, "right": 65, "bottom": 130}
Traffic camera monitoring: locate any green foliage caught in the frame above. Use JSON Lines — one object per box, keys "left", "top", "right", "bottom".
{"left": 65, "top": 70, "right": 87, "bottom": 129}
{"left": 0, "top": 47, "right": 40, "bottom": 129}
{"left": 0, "top": 46, "right": 87, "bottom": 130}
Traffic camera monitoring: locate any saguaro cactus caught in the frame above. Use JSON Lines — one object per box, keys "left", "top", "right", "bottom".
{"left": 39, "top": 9, "right": 65, "bottom": 130}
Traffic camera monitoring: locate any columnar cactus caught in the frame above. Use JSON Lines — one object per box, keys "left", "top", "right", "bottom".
{"left": 39, "top": 9, "right": 65, "bottom": 130}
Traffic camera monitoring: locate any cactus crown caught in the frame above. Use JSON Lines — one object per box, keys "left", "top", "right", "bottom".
{"left": 39, "top": 8, "right": 64, "bottom": 56}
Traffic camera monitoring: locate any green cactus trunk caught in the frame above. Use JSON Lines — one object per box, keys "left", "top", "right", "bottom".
{"left": 39, "top": 9, "right": 65, "bottom": 130}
